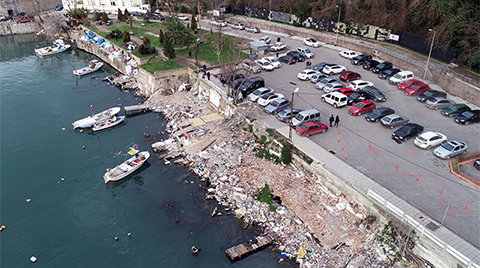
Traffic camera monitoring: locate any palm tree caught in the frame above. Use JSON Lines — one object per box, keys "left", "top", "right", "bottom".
{"left": 164, "top": 17, "right": 194, "bottom": 47}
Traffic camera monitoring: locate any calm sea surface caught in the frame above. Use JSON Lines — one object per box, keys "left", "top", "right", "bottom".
{"left": 0, "top": 34, "right": 293, "bottom": 268}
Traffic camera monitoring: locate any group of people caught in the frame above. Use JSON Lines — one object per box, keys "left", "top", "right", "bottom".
{"left": 329, "top": 114, "right": 340, "bottom": 127}
{"left": 201, "top": 64, "right": 211, "bottom": 80}
{"left": 305, "top": 60, "right": 313, "bottom": 69}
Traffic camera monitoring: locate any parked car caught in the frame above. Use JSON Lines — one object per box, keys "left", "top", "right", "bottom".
{"left": 392, "top": 123, "right": 424, "bottom": 142}
{"left": 265, "top": 98, "right": 291, "bottom": 114}
{"left": 405, "top": 84, "right": 430, "bottom": 96}
{"left": 232, "top": 23, "right": 245, "bottom": 30}
{"left": 378, "top": 68, "right": 401, "bottom": 79}
{"left": 310, "top": 73, "right": 327, "bottom": 83}
{"left": 339, "top": 50, "right": 359, "bottom": 59}
{"left": 323, "top": 82, "right": 345, "bottom": 93}
{"left": 349, "top": 100, "right": 376, "bottom": 116}
{"left": 474, "top": 158, "right": 480, "bottom": 171}
{"left": 270, "top": 42, "right": 286, "bottom": 51}
{"left": 278, "top": 55, "right": 296, "bottom": 64}
{"left": 321, "top": 92, "right": 348, "bottom": 108}
{"left": 351, "top": 54, "right": 372, "bottom": 65}
{"left": 441, "top": 104, "right": 471, "bottom": 117}
{"left": 211, "top": 20, "right": 227, "bottom": 27}
{"left": 454, "top": 110, "right": 480, "bottom": 125}
{"left": 416, "top": 90, "right": 447, "bottom": 103}
{"left": 414, "top": 131, "right": 448, "bottom": 149}
{"left": 151, "top": 13, "right": 164, "bottom": 20}
{"left": 262, "top": 57, "right": 281, "bottom": 68}
{"left": 287, "top": 51, "right": 306, "bottom": 62}
{"left": 277, "top": 109, "right": 302, "bottom": 122}
{"left": 371, "top": 62, "right": 393, "bottom": 73}
{"left": 236, "top": 77, "right": 265, "bottom": 97}
{"left": 313, "top": 62, "right": 335, "bottom": 72}
{"left": 361, "top": 86, "right": 386, "bottom": 102}
{"left": 339, "top": 71, "right": 361, "bottom": 82}
{"left": 433, "top": 140, "right": 467, "bottom": 159}
{"left": 315, "top": 77, "right": 339, "bottom": 90}
{"left": 362, "top": 59, "right": 380, "bottom": 70}
{"left": 242, "top": 59, "right": 261, "bottom": 73}
{"left": 365, "top": 107, "right": 395, "bottom": 122}
{"left": 297, "top": 69, "right": 320, "bottom": 80}
{"left": 16, "top": 15, "right": 35, "bottom": 23}
{"left": 247, "top": 87, "right": 274, "bottom": 102}
{"left": 303, "top": 38, "right": 321, "bottom": 48}
{"left": 55, "top": 4, "right": 63, "bottom": 10}
{"left": 259, "top": 35, "right": 271, "bottom": 44}
{"left": 292, "top": 109, "right": 321, "bottom": 127}
{"left": 257, "top": 93, "right": 285, "bottom": 106}
{"left": 348, "top": 80, "right": 374, "bottom": 92}
{"left": 388, "top": 71, "right": 414, "bottom": 85}
{"left": 347, "top": 92, "right": 370, "bottom": 105}
{"left": 425, "top": 97, "right": 455, "bottom": 109}
{"left": 323, "top": 65, "right": 346, "bottom": 75}
{"left": 335, "top": 87, "right": 355, "bottom": 96}
{"left": 245, "top": 26, "right": 260, "bottom": 33}
{"left": 297, "top": 46, "right": 314, "bottom": 59}
{"left": 398, "top": 79, "right": 424, "bottom": 91}
{"left": 296, "top": 122, "right": 329, "bottom": 137}
{"left": 176, "top": 14, "right": 189, "bottom": 21}
{"left": 380, "top": 114, "right": 409, "bottom": 129}
{"left": 221, "top": 73, "right": 245, "bottom": 86}
{"left": 255, "top": 60, "right": 275, "bottom": 71}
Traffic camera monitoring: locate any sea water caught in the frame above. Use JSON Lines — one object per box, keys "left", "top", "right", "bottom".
{"left": 0, "top": 34, "right": 294, "bottom": 268}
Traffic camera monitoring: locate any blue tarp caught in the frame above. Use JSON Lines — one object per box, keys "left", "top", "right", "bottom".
{"left": 87, "top": 31, "right": 95, "bottom": 39}
{"left": 96, "top": 38, "right": 105, "bottom": 45}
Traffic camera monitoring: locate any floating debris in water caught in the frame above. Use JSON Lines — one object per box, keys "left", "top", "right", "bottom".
{"left": 26, "top": 199, "right": 31, "bottom": 203}
{"left": 30, "top": 256, "right": 37, "bottom": 263}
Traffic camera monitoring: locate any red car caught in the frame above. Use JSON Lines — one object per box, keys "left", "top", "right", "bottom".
{"left": 397, "top": 79, "right": 424, "bottom": 91}
{"left": 335, "top": 87, "right": 355, "bottom": 96}
{"left": 405, "top": 84, "right": 430, "bottom": 96}
{"left": 339, "top": 71, "right": 361, "bottom": 82}
{"left": 349, "top": 100, "right": 376, "bottom": 115}
{"left": 16, "top": 15, "right": 35, "bottom": 23}
{"left": 296, "top": 122, "right": 329, "bottom": 137}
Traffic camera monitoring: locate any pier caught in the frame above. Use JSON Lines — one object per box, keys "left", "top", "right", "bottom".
{"left": 225, "top": 232, "right": 279, "bottom": 261}
{"left": 124, "top": 104, "right": 150, "bottom": 116}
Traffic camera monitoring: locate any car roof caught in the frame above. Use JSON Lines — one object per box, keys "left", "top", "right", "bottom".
{"left": 420, "top": 131, "right": 441, "bottom": 139}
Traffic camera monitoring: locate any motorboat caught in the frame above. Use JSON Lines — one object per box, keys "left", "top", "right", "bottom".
{"left": 92, "top": 115, "right": 125, "bottom": 132}
{"left": 72, "top": 106, "right": 120, "bottom": 129}
{"left": 103, "top": 145, "right": 150, "bottom": 183}
{"left": 34, "top": 39, "right": 71, "bottom": 57}
{"left": 73, "top": 60, "right": 104, "bottom": 76}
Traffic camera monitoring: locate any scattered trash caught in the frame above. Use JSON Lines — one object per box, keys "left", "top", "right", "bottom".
{"left": 26, "top": 199, "right": 31, "bottom": 203}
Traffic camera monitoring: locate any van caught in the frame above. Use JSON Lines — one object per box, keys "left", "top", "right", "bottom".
{"left": 321, "top": 92, "right": 348, "bottom": 108}
{"left": 388, "top": 71, "right": 414, "bottom": 85}
{"left": 292, "top": 109, "right": 321, "bottom": 127}
{"left": 296, "top": 46, "right": 314, "bottom": 59}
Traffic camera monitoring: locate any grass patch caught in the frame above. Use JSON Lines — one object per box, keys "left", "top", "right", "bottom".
{"left": 133, "top": 20, "right": 166, "bottom": 30}
{"left": 140, "top": 60, "right": 183, "bottom": 74}
{"left": 107, "top": 25, "right": 163, "bottom": 48}
{"left": 253, "top": 184, "right": 277, "bottom": 211}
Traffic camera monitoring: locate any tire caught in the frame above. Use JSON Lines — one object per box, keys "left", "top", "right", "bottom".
{"left": 465, "top": 121, "right": 470, "bottom": 126}
{"left": 404, "top": 137, "right": 408, "bottom": 142}
{"left": 435, "top": 106, "right": 439, "bottom": 110}
{"left": 358, "top": 112, "right": 362, "bottom": 116}
{"left": 462, "top": 150, "right": 467, "bottom": 155}
{"left": 321, "top": 97, "right": 326, "bottom": 102}
{"left": 330, "top": 72, "right": 334, "bottom": 75}
{"left": 306, "top": 133, "right": 310, "bottom": 137}
{"left": 334, "top": 103, "right": 338, "bottom": 108}
{"left": 426, "top": 145, "right": 431, "bottom": 150}
{"left": 389, "top": 125, "right": 394, "bottom": 129}
{"left": 321, "top": 129, "right": 327, "bottom": 133}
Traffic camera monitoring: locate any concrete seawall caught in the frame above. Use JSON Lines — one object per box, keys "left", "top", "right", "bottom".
{"left": 0, "top": 22, "right": 41, "bottom": 36}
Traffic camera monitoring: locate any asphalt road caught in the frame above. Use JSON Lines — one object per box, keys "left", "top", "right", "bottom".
{"left": 200, "top": 20, "right": 480, "bottom": 248}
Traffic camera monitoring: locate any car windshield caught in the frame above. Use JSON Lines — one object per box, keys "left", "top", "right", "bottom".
{"left": 411, "top": 85, "right": 420, "bottom": 90}
{"left": 417, "top": 136, "right": 427, "bottom": 142}
{"left": 299, "top": 124, "right": 308, "bottom": 131}
{"left": 243, "top": 80, "right": 253, "bottom": 87}
{"left": 295, "top": 114, "right": 305, "bottom": 121}
{"left": 349, "top": 93, "right": 359, "bottom": 98}
{"left": 252, "top": 89, "right": 262, "bottom": 96}
{"left": 270, "top": 58, "right": 278, "bottom": 62}
{"left": 305, "top": 48, "right": 312, "bottom": 53}
{"left": 461, "top": 111, "right": 474, "bottom": 118}
{"left": 371, "top": 109, "right": 382, "bottom": 115}
{"left": 261, "top": 93, "right": 273, "bottom": 100}
{"left": 310, "top": 38, "right": 317, "bottom": 42}
{"left": 441, "top": 143, "right": 455, "bottom": 151}
{"left": 319, "top": 78, "right": 329, "bottom": 84}
{"left": 278, "top": 110, "right": 288, "bottom": 117}
{"left": 376, "top": 64, "right": 385, "bottom": 69}
{"left": 354, "top": 103, "right": 364, "bottom": 108}
{"left": 393, "top": 74, "right": 402, "bottom": 79}
{"left": 271, "top": 101, "right": 281, "bottom": 107}
{"left": 404, "top": 80, "right": 414, "bottom": 85}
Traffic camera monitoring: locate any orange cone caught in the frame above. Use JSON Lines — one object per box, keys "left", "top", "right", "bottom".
{"left": 337, "top": 137, "right": 340, "bottom": 144}
{"left": 416, "top": 175, "right": 419, "bottom": 182}
{"left": 341, "top": 145, "right": 344, "bottom": 151}
{"left": 369, "top": 142, "right": 371, "bottom": 149}
{"left": 337, "top": 130, "right": 339, "bottom": 135}
{"left": 396, "top": 163, "right": 399, "bottom": 170}
{"left": 344, "top": 153, "right": 348, "bottom": 160}
{"left": 465, "top": 202, "right": 469, "bottom": 211}
{"left": 440, "top": 188, "right": 444, "bottom": 195}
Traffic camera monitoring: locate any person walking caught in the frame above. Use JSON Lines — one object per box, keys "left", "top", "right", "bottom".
{"left": 334, "top": 115, "right": 340, "bottom": 127}
{"left": 206, "top": 72, "right": 211, "bottom": 81}
{"left": 188, "top": 51, "right": 192, "bottom": 59}
{"left": 329, "top": 114, "right": 334, "bottom": 127}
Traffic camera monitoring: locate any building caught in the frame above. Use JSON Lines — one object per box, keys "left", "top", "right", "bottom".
{"left": 61, "top": 0, "right": 150, "bottom": 14}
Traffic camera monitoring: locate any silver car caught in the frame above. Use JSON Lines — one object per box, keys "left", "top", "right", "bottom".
{"left": 315, "top": 77, "right": 339, "bottom": 90}
{"left": 276, "top": 109, "right": 302, "bottom": 122}
{"left": 425, "top": 97, "right": 455, "bottom": 109}
{"left": 247, "top": 87, "right": 274, "bottom": 102}
{"left": 323, "top": 82, "right": 345, "bottom": 93}
{"left": 433, "top": 140, "right": 467, "bottom": 159}
{"left": 380, "top": 114, "right": 409, "bottom": 129}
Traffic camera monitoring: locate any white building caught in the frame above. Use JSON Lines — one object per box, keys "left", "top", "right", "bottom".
{"left": 62, "top": 0, "right": 151, "bottom": 14}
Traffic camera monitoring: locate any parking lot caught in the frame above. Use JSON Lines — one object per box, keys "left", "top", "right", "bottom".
{"left": 200, "top": 20, "right": 480, "bottom": 247}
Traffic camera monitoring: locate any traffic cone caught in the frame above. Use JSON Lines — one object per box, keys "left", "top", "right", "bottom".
{"left": 369, "top": 142, "right": 371, "bottom": 149}
{"left": 344, "top": 153, "right": 347, "bottom": 160}
{"left": 440, "top": 188, "right": 444, "bottom": 195}
{"left": 337, "top": 130, "right": 339, "bottom": 135}
{"left": 337, "top": 137, "right": 340, "bottom": 144}
{"left": 396, "top": 163, "right": 399, "bottom": 170}
{"left": 465, "top": 202, "right": 469, "bottom": 211}
{"left": 341, "top": 145, "right": 344, "bottom": 151}
{"left": 416, "top": 175, "right": 419, "bottom": 182}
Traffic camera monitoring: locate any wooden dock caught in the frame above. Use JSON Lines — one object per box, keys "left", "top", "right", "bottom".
{"left": 124, "top": 104, "right": 150, "bottom": 116}
{"left": 225, "top": 232, "right": 279, "bottom": 261}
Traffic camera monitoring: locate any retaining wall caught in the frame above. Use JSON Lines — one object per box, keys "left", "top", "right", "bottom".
{"left": 0, "top": 21, "right": 41, "bottom": 35}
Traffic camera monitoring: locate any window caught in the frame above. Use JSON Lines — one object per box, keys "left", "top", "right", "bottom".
{"left": 122, "top": 1, "right": 129, "bottom": 6}
{"left": 110, "top": 0, "right": 116, "bottom": 5}
{"left": 99, "top": 0, "right": 106, "bottom": 5}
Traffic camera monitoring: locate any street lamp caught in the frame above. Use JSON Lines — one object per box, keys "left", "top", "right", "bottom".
{"left": 335, "top": 5, "right": 341, "bottom": 46}
{"left": 423, "top": 29, "right": 436, "bottom": 80}
{"left": 289, "top": 87, "right": 300, "bottom": 142}
{"left": 195, "top": 38, "right": 200, "bottom": 73}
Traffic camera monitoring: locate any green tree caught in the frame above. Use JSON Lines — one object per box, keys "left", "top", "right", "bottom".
{"left": 281, "top": 141, "right": 292, "bottom": 165}
{"left": 159, "top": 29, "right": 164, "bottom": 43}
{"left": 68, "top": 7, "right": 88, "bottom": 20}
{"left": 101, "top": 12, "right": 108, "bottom": 23}
{"left": 117, "top": 8, "right": 123, "bottom": 21}
{"left": 124, "top": 8, "right": 130, "bottom": 18}
{"left": 122, "top": 30, "right": 131, "bottom": 43}
{"left": 163, "top": 33, "right": 176, "bottom": 60}
{"left": 191, "top": 13, "right": 197, "bottom": 31}
{"left": 143, "top": 11, "right": 152, "bottom": 23}
{"left": 164, "top": 17, "right": 194, "bottom": 47}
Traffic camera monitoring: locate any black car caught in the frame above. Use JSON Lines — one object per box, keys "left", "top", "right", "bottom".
{"left": 371, "top": 62, "right": 393, "bottom": 73}
{"left": 392, "top": 123, "right": 424, "bottom": 142}
{"left": 362, "top": 86, "right": 386, "bottom": 102}
{"left": 441, "top": 104, "right": 471, "bottom": 117}
{"left": 365, "top": 107, "right": 395, "bottom": 122}
{"left": 287, "top": 51, "right": 305, "bottom": 62}
{"left": 221, "top": 73, "right": 245, "bottom": 86}
{"left": 279, "top": 55, "right": 296, "bottom": 64}
{"left": 152, "top": 13, "right": 165, "bottom": 20}
{"left": 236, "top": 76, "right": 265, "bottom": 97}
{"left": 347, "top": 92, "right": 370, "bottom": 105}
{"left": 474, "top": 158, "right": 480, "bottom": 171}
{"left": 454, "top": 110, "right": 480, "bottom": 125}
{"left": 351, "top": 54, "right": 372, "bottom": 65}
{"left": 362, "top": 59, "right": 380, "bottom": 70}
{"left": 416, "top": 90, "right": 447, "bottom": 103}
{"left": 378, "top": 68, "right": 401, "bottom": 79}
{"left": 313, "top": 62, "right": 334, "bottom": 72}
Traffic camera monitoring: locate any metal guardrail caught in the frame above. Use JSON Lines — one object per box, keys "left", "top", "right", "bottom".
{"left": 442, "top": 66, "right": 480, "bottom": 88}
{"left": 367, "top": 189, "right": 480, "bottom": 268}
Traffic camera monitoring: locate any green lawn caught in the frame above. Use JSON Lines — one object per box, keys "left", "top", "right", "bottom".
{"left": 141, "top": 60, "right": 183, "bottom": 74}
{"left": 107, "top": 25, "right": 163, "bottom": 48}
{"left": 133, "top": 20, "right": 166, "bottom": 30}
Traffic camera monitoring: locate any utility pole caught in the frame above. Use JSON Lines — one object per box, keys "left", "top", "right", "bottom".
{"left": 289, "top": 87, "right": 300, "bottom": 142}
{"left": 423, "top": 29, "right": 436, "bottom": 80}
{"left": 335, "top": 5, "right": 341, "bottom": 46}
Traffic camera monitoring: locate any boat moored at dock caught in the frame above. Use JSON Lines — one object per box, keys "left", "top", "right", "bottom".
{"left": 34, "top": 39, "right": 71, "bottom": 57}
{"left": 73, "top": 60, "right": 104, "bottom": 76}
{"left": 92, "top": 115, "right": 125, "bottom": 131}
{"left": 72, "top": 106, "right": 120, "bottom": 129}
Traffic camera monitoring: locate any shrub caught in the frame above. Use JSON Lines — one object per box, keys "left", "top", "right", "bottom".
{"left": 159, "top": 29, "right": 164, "bottom": 43}
{"left": 122, "top": 30, "right": 130, "bottom": 43}
{"left": 117, "top": 8, "right": 123, "bottom": 21}
{"left": 94, "top": 11, "right": 102, "bottom": 21}
{"left": 281, "top": 141, "right": 292, "bottom": 165}
{"left": 101, "top": 12, "right": 108, "bottom": 22}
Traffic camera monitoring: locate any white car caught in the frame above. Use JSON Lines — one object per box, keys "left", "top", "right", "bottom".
{"left": 248, "top": 87, "right": 274, "bottom": 102}
{"left": 303, "top": 38, "right": 321, "bottom": 48}
{"left": 414, "top": 131, "right": 448, "bottom": 150}
{"left": 176, "top": 14, "right": 189, "bottom": 21}
{"left": 232, "top": 23, "right": 245, "bottom": 30}
{"left": 297, "top": 69, "right": 320, "bottom": 80}
{"left": 245, "top": 26, "right": 260, "bottom": 33}
{"left": 348, "top": 80, "right": 375, "bottom": 91}
{"left": 211, "top": 20, "right": 227, "bottom": 27}
{"left": 259, "top": 35, "right": 271, "bottom": 44}
{"left": 322, "top": 65, "right": 346, "bottom": 75}
{"left": 339, "top": 50, "right": 359, "bottom": 59}
{"left": 262, "top": 57, "right": 281, "bottom": 68}
{"left": 256, "top": 60, "right": 275, "bottom": 71}
{"left": 257, "top": 93, "right": 285, "bottom": 106}
{"left": 270, "top": 42, "right": 286, "bottom": 52}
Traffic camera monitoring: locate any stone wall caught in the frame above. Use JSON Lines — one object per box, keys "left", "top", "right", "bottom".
{"left": 0, "top": 0, "right": 60, "bottom": 15}
{"left": 0, "top": 21, "right": 41, "bottom": 35}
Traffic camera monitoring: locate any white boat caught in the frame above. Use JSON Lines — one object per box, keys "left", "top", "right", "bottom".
{"left": 92, "top": 115, "right": 125, "bottom": 132}
{"left": 72, "top": 107, "right": 121, "bottom": 129}
{"left": 73, "top": 60, "right": 104, "bottom": 76}
{"left": 104, "top": 147, "right": 150, "bottom": 184}
{"left": 34, "top": 39, "right": 71, "bottom": 57}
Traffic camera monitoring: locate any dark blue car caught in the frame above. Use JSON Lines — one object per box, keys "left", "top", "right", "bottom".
{"left": 55, "top": 4, "right": 63, "bottom": 11}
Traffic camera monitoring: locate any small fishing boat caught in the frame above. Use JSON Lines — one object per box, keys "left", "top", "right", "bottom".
{"left": 72, "top": 106, "right": 120, "bottom": 129}
{"left": 34, "top": 39, "right": 71, "bottom": 57}
{"left": 73, "top": 60, "right": 104, "bottom": 76}
{"left": 104, "top": 144, "right": 150, "bottom": 184}
{"left": 92, "top": 115, "right": 125, "bottom": 132}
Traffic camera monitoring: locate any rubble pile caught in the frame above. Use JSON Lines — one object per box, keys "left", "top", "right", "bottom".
{"left": 144, "top": 90, "right": 418, "bottom": 267}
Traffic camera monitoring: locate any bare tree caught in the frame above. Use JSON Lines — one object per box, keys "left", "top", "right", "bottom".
{"left": 210, "top": 24, "right": 224, "bottom": 65}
